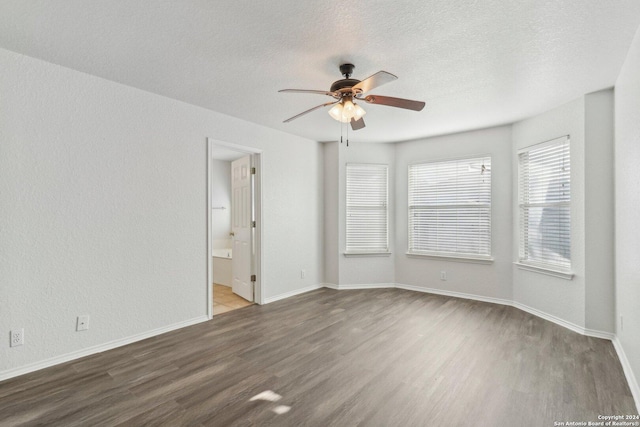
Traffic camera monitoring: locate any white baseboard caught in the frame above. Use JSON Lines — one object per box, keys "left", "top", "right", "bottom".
{"left": 612, "top": 336, "right": 640, "bottom": 412}
{"left": 390, "top": 283, "right": 615, "bottom": 340}
{"left": 328, "top": 283, "right": 396, "bottom": 290}
{"left": 266, "top": 282, "right": 616, "bottom": 342}
{"left": 512, "top": 301, "right": 585, "bottom": 336}
{"left": 582, "top": 327, "right": 616, "bottom": 341}
{"left": 263, "top": 284, "right": 324, "bottom": 304}
{"left": 0, "top": 315, "right": 209, "bottom": 382}
{"left": 510, "top": 301, "right": 615, "bottom": 340}
{"left": 395, "top": 283, "right": 512, "bottom": 307}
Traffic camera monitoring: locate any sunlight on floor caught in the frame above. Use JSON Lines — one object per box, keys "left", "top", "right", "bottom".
{"left": 249, "top": 390, "right": 291, "bottom": 416}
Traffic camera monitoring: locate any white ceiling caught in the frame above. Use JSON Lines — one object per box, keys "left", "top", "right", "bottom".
{"left": 2, "top": 1, "right": 640, "bottom": 143}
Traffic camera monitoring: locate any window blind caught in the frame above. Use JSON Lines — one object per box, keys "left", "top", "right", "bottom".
{"left": 518, "top": 136, "right": 571, "bottom": 270}
{"left": 408, "top": 156, "right": 491, "bottom": 258}
{"left": 346, "top": 163, "right": 388, "bottom": 253}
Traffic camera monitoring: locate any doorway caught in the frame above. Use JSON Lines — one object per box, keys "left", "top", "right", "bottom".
{"left": 207, "top": 139, "right": 263, "bottom": 318}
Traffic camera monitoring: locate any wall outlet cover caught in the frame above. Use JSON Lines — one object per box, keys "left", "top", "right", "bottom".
{"left": 10, "top": 329, "right": 24, "bottom": 347}
{"left": 77, "top": 315, "right": 90, "bottom": 331}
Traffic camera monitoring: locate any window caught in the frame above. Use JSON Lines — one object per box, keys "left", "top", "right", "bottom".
{"left": 346, "top": 163, "right": 389, "bottom": 254}
{"left": 518, "top": 136, "right": 571, "bottom": 272}
{"left": 408, "top": 156, "right": 492, "bottom": 259}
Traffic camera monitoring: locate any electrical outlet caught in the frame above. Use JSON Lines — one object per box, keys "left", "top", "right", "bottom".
{"left": 10, "top": 329, "right": 24, "bottom": 347}
{"left": 301, "top": 269, "right": 306, "bottom": 279}
{"left": 76, "top": 315, "right": 90, "bottom": 331}
{"left": 440, "top": 271, "right": 447, "bottom": 281}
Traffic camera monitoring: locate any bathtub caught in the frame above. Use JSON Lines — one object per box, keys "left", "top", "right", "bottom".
{"left": 212, "top": 248, "right": 232, "bottom": 286}
{"left": 212, "top": 248, "right": 232, "bottom": 259}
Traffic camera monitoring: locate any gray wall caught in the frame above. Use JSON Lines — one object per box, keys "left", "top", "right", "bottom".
{"left": 0, "top": 47, "right": 325, "bottom": 377}
{"left": 511, "top": 97, "right": 587, "bottom": 328}
{"left": 511, "top": 90, "right": 615, "bottom": 333}
{"left": 394, "top": 126, "right": 513, "bottom": 300}
{"left": 584, "top": 90, "right": 615, "bottom": 333}
{"left": 323, "top": 141, "right": 396, "bottom": 286}
{"left": 210, "top": 159, "right": 231, "bottom": 249}
{"left": 614, "top": 24, "right": 640, "bottom": 402}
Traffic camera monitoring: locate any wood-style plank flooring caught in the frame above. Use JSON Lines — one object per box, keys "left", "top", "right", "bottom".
{"left": 0, "top": 288, "right": 637, "bottom": 426}
{"left": 213, "top": 284, "right": 253, "bottom": 315}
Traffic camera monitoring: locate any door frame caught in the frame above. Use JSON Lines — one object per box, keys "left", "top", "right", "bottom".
{"left": 207, "top": 138, "right": 264, "bottom": 319}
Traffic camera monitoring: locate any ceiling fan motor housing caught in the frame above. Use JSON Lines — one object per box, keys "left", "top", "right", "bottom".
{"left": 330, "top": 63, "right": 361, "bottom": 94}
{"left": 330, "top": 78, "right": 361, "bottom": 93}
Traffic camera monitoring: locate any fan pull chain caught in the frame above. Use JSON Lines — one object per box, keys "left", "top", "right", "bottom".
{"left": 338, "top": 116, "right": 349, "bottom": 147}
{"left": 346, "top": 121, "right": 349, "bottom": 147}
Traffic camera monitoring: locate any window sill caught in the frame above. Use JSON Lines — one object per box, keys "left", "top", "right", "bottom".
{"left": 514, "top": 262, "right": 574, "bottom": 280}
{"left": 405, "top": 252, "right": 494, "bottom": 264}
{"left": 344, "top": 252, "right": 392, "bottom": 258}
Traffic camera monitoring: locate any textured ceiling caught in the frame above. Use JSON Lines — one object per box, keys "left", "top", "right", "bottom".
{"left": 1, "top": 1, "right": 640, "bottom": 143}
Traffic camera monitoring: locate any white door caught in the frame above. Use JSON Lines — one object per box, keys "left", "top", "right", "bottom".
{"left": 231, "top": 155, "right": 253, "bottom": 302}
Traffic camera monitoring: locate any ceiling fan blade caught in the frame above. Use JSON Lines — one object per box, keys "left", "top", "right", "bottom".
{"left": 350, "top": 117, "right": 365, "bottom": 131}
{"left": 283, "top": 101, "right": 338, "bottom": 123}
{"left": 363, "top": 95, "right": 425, "bottom": 111}
{"left": 279, "top": 89, "right": 337, "bottom": 97}
{"left": 352, "top": 71, "right": 398, "bottom": 94}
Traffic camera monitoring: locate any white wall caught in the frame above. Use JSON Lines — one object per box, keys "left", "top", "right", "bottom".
{"left": 210, "top": 159, "right": 231, "bottom": 249}
{"left": 394, "top": 126, "right": 513, "bottom": 300}
{"left": 323, "top": 141, "right": 396, "bottom": 286}
{"left": 323, "top": 142, "right": 339, "bottom": 285}
{"left": 614, "top": 24, "right": 640, "bottom": 403}
{"left": 512, "top": 97, "right": 587, "bottom": 328}
{"left": 584, "top": 90, "right": 615, "bottom": 333}
{"left": 511, "top": 90, "right": 615, "bottom": 334}
{"left": 339, "top": 142, "right": 396, "bottom": 286}
{"left": 0, "top": 48, "right": 324, "bottom": 377}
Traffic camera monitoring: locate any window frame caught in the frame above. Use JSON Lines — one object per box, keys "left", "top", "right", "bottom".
{"left": 407, "top": 154, "right": 493, "bottom": 262}
{"left": 516, "top": 135, "right": 573, "bottom": 279}
{"left": 345, "top": 163, "right": 390, "bottom": 256}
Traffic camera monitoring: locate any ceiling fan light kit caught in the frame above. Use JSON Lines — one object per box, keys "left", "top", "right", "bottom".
{"left": 328, "top": 95, "right": 366, "bottom": 123}
{"left": 279, "top": 63, "right": 425, "bottom": 133}
{"left": 328, "top": 103, "right": 348, "bottom": 123}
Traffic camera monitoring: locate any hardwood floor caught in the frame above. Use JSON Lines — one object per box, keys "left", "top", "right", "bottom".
{"left": 0, "top": 288, "right": 636, "bottom": 426}
{"left": 213, "top": 284, "right": 253, "bottom": 315}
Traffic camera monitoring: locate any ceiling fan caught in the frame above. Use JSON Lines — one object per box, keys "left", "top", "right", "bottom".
{"left": 279, "top": 63, "right": 425, "bottom": 131}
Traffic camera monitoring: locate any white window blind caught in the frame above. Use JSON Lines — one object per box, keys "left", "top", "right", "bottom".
{"left": 408, "top": 156, "right": 491, "bottom": 258}
{"left": 518, "top": 136, "right": 571, "bottom": 271}
{"left": 346, "top": 163, "right": 388, "bottom": 253}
